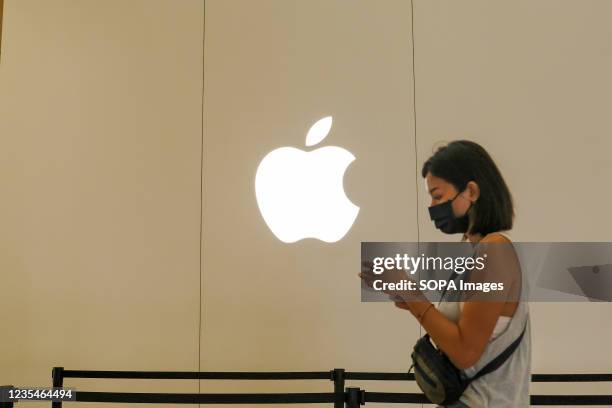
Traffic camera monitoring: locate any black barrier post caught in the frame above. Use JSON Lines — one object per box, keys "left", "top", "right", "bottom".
{"left": 331, "top": 368, "right": 345, "bottom": 408}
{"left": 0, "top": 385, "right": 14, "bottom": 408}
{"left": 346, "top": 387, "right": 364, "bottom": 408}
{"left": 52, "top": 367, "right": 64, "bottom": 408}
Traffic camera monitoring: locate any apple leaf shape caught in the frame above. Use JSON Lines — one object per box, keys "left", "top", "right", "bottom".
{"left": 305, "top": 116, "right": 333, "bottom": 147}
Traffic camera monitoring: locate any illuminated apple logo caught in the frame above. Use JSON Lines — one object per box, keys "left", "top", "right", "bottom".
{"left": 255, "top": 116, "right": 359, "bottom": 243}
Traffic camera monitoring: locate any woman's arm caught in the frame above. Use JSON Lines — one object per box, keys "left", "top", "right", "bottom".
{"left": 402, "top": 298, "right": 505, "bottom": 369}
{"left": 400, "top": 234, "right": 519, "bottom": 369}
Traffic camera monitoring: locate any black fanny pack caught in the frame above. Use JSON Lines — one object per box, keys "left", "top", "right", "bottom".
{"left": 410, "top": 264, "right": 526, "bottom": 405}
{"left": 410, "top": 323, "right": 526, "bottom": 405}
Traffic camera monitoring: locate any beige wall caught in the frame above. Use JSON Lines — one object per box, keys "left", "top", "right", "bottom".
{"left": 1, "top": 0, "right": 611, "bottom": 407}
{"left": 200, "top": 0, "right": 418, "bottom": 399}
{"left": 0, "top": 0, "right": 4, "bottom": 60}
{"left": 0, "top": 0, "right": 204, "bottom": 407}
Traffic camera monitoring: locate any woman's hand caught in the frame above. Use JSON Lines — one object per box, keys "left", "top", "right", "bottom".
{"left": 359, "top": 260, "right": 425, "bottom": 302}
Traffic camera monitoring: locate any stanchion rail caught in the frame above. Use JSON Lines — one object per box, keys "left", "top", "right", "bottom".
{"left": 18, "top": 367, "right": 609, "bottom": 407}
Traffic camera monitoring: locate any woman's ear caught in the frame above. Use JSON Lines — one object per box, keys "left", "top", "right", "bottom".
{"left": 466, "top": 180, "right": 480, "bottom": 202}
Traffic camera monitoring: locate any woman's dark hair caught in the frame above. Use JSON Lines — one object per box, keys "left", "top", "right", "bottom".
{"left": 421, "top": 140, "right": 514, "bottom": 238}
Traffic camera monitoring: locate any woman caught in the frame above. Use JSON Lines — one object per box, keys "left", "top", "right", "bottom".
{"left": 360, "top": 140, "right": 531, "bottom": 407}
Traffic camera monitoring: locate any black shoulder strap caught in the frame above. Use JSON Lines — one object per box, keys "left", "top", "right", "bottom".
{"left": 470, "top": 321, "right": 527, "bottom": 381}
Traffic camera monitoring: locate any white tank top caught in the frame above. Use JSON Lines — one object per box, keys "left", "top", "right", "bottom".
{"left": 435, "top": 230, "right": 531, "bottom": 407}
{"left": 438, "top": 303, "right": 511, "bottom": 340}
{"left": 437, "top": 231, "right": 513, "bottom": 340}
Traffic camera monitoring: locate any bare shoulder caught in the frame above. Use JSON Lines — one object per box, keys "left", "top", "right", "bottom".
{"left": 476, "top": 232, "right": 518, "bottom": 268}
{"left": 480, "top": 232, "right": 512, "bottom": 244}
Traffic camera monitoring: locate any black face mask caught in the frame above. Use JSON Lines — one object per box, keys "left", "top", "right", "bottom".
{"left": 428, "top": 190, "right": 473, "bottom": 234}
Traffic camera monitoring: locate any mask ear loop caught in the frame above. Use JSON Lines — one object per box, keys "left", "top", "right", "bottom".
{"left": 456, "top": 185, "right": 475, "bottom": 242}
{"left": 462, "top": 199, "right": 475, "bottom": 242}
{"left": 452, "top": 183, "right": 475, "bottom": 209}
